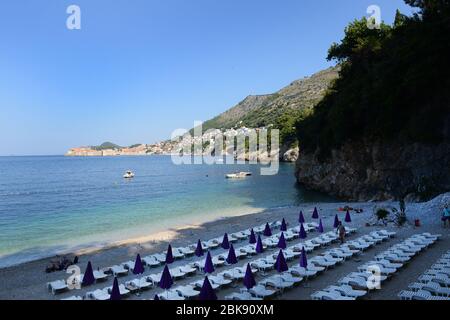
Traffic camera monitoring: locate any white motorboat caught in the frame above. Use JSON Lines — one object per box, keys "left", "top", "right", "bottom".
{"left": 123, "top": 170, "right": 135, "bottom": 179}
{"left": 225, "top": 172, "right": 252, "bottom": 179}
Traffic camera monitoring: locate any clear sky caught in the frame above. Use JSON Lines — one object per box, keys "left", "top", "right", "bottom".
{"left": 0, "top": 0, "right": 413, "bottom": 155}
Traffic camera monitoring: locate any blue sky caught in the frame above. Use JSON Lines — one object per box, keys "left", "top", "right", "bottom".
{"left": 0, "top": 0, "right": 413, "bottom": 155}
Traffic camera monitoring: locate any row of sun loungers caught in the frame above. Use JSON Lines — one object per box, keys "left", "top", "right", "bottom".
{"left": 399, "top": 248, "right": 450, "bottom": 300}
{"left": 48, "top": 219, "right": 285, "bottom": 295}
{"left": 311, "top": 232, "right": 439, "bottom": 300}
{"left": 135, "top": 228, "right": 359, "bottom": 300}
{"left": 50, "top": 217, "right": 357, "bottom": 299}
{"left": 237, "top": 230, "right": 396, "bottom": 300}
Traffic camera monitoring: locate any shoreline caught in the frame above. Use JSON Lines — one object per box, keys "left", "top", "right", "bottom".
{"left": 0, "top": 196, "right": 448, "bottom": 300}
{"left": 0, "top": 205, "right": 270, "bottom": 270}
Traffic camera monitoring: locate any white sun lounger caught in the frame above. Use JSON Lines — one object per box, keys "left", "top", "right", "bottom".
{"left": 327, "top": 249, "right": 353, "bottom": 260}
{"left": 177, "top": 247, "right": 195, "bottom": 256}
{"left": 158, "top": 290, "right": 185, "bottom": 300}
{"left": 376, "top": 253, "right": 411, "bottom": 263}
{"left": 338, "top": 276, "right": 371, "bottom": 291}
{"left": 371, "top": 259, "right": 403, "bottom": 270}
{"left": 204, "top": 240, "right": 220, "bottom": 249}
{"left": 290, "top": 266, "right": 318, "bottom": 278}
{"left": 311, "top": 290, "right": 355, "bottom": 300}
{"left": 369, "top": 232, "right": 388, "bottom": 241}
{"left": 350, "top": 271, "right": 388, "bottom": 283}
{"left": 47, "top": 280, "right": 68, "bottom": 295}
{"left": 87, "top": 289, "right": 110, "bottom": 300}
{"left": 126, "top": 278, "right": 153, "bottom": 291}
{"left": 106, "top": 284, "right": 130, "bottom": 297}
{"left": 192, "top": 279, "right": 220, "bottom": 290}
{"left": 309, "top": 257, "right": 336, "bottom": 269}
{"left": 169, "top": 268, "right": 187, "bottom": 280}
{"left": 399, "top": 290, "right": 450, "bottom": 300}
{"left": 240, "top": 245, "right": 257, "bottom": 255}
{"left": 121, "top": 260, "right": 143, "bottom": 273}
{"left": 108, "top": 265, "right": 129, "bottom": 277}
{"left": 285, "top": 248, "right": 301, "bottom": 258}
{"left": 212, "top": 256, "right": 226, "bottom": 267}
{"left": 93, "top": 270, "right": 108, "bottom": 281}
{"left": 304, "top": 240, "right": 321, "bottom": 250}
{"left": 220, "top": 269, "right": 245, "bottom": 280}
{"left": 262, "top": 238, "right": 278, "bottom": 248}
{"left": 251, "top": 260, "right": 274, "bottom": 272}
{"left": 278, "top": 273, "right": 303, "bottom": 285}
{"left": 174, "top": 285, "right": 200, "bottom": 299}
{"left": 231, "top": 232, "right": 248, "bottom": 240}
{"left": 61, "top": 295, "right": 83, "bottom": 300}
{"left": 142, "top": 255, "right": 160, "bottom": 267}
{"left": 225, "top": 292, "right": 262, "bottom": 300}
{"left": 409, "top": 282, "right": 450, "bottom": 297}
{"left": 376, "top": 230, "right": 396, "bottom": 238}
{"left": 209, "top": 275, "right": 232, "bottom": 287}
{"left": 171, "top": 249, "right": 185, "bottom": 259}
{"left": 178, "top": 265, "right": 197, "bottom": 276}
{"left": 146, "top": 273, "right": 162, "bottom": 285}
{"left": 153, "top": 253, "right": 167, "bottom": 263}
{"left": 418, "top": 274, "right": 450, "bottom": 287}
{"left": 248, "top": 285, "right": 277, "bottom": 299}
{"left": 358, "top": 264, "right": 396, "bottom": 276}
{"left": 325, "top": 285, "right": 367, "bottom": 298}
{"left": 322, "top": 254, "right": 344, "bottom": 264}
{"left": 260, "top": 276, "right": 294, "bottom": 290}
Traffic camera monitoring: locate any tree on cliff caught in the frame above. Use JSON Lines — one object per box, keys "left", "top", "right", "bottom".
{"left": 296, "top": 0, "right": 450, "bottom": 159}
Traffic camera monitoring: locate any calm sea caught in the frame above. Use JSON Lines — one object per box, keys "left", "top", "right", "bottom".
{"left": 0, "top": 155, "right": 333, "bottom": 267}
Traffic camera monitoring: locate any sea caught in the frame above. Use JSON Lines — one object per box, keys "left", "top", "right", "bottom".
{"left": 0, "top": 155, "right": 333, "bottom": 268}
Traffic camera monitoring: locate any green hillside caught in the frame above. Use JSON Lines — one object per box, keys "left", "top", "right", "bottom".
{"left": 197, "top": 67, "right": 339, "bottom": 145}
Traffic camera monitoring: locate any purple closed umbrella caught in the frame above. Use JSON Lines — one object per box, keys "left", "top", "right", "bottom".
{"left": 221, "top": 233, "right": 230, "bottom": 250}
{"left": 204, "top": 251, "right": 215, "bottom": 274}
{"left": 345, "top": 210, "right": 352, "bottom": 223}
{"left": 226, "top": 244, "right": 238, "bottom": 265}
{"left": 110, "top": 277, "right": 121, "bottom": 300}
{"left": 281, "top": 218, "right": 287, "bottom": 232}
{"left": 299, "top": 211, "right": 305, "bottom": 224}
{"left": 255, "top": 235, "right": 264, "bottom": 254}
{"left": 243, "top": 263, "right": 256, "bottom": 290}
{"left": 299, "top": 223, "right": 307, "bottom": 239}
{"left": 300, "top": 247, "right": 308, "bottom": 268}
{"left": 275, "top": 250, "right": 289, "bottom": 273}
{"left": 263, "top": 223, "right": 272, "bottom": 237}
{"left": 312, "top": 207, "right": 319, "bottom": 219}
{"left": 195, "top": 239, "right": 204, "bottom": 257}
{"left": 165, "top": 244, "right": 175, "bottom": 264}
{"left": 317, "top": 219, "right": 324, "bottom": 233}
{"left": 249, "top": 229, "right": 257, "bottom": 244}
{"left": 333, "top": 214, "right": 340, "bottom": 228}
{"left": 82, "top": 261, "right": 95, "bottom": 286}
{"left": 199, "top": 276, "right": 218, "bottom": 300}
{"left": 133, "top": 254, "right": 145, "bottom": 275}
{"left": 277, "top": 232, "right": 287, "bottom": 249}
{"left": 159, "top": 265, "right": 173, "bottom": 290}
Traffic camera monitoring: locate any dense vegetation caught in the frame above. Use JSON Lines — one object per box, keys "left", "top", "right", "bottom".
{"left": 296, "top": 0, "right": 450, "bottom": 158}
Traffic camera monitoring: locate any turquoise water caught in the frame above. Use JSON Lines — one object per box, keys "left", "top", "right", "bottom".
{"left": 0, "top": 156, "right": 333, "bottom": 267}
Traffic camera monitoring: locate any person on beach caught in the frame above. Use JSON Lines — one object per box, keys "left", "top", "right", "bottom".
{"left": 443, "top": 205, "right": 450, "bottom": 228}
{"left": 399, "top": 198, "right": 406, "bottom": 214}
{"left": 336, "top": 222, "right": 346, "bottom": 244}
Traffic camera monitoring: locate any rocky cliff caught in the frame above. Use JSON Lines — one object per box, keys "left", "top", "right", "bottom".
{"left": 295, "top": 140, "right": 450, "bottom": 202}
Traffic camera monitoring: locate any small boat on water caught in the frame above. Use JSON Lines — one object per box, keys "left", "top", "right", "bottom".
{"left": 123, "top": 170, "right": 135, "bottom": 179}
{"left": 225, "top": 172, "right": 252, "bottom": 179}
